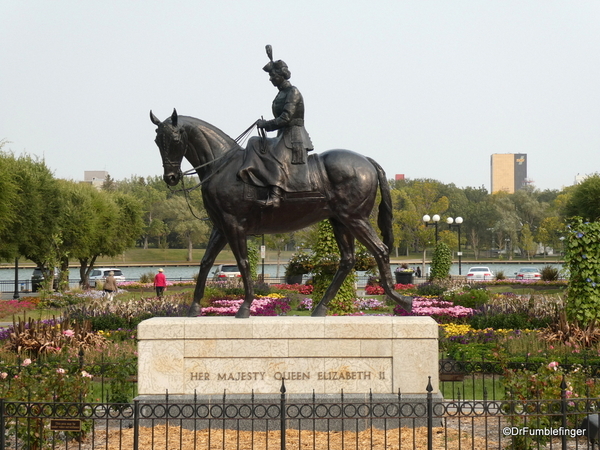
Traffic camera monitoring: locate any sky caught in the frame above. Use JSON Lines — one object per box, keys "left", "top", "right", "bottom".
{"left": 1, "top": 1, "right": 599, "bottom": 192}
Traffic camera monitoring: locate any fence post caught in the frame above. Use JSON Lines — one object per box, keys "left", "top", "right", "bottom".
{"left": 560, "top": 375, "right": 567, "bottom": 450}
{"left": 133, "top": 399, "right": 139, "bottom": 450}
{"left": 427, "top": 376, "right": 433, "bottom": 450}
{"left": 280, "top": 378, "right": 286, "bottom": 450}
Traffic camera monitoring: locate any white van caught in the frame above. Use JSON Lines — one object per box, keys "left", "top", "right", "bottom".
{"left": 89, "top": 268, "right": 125, "bottom": 287}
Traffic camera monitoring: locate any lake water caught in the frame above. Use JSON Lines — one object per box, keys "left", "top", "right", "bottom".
{"left": 0, "top": 261, "right": 564, "bottom": 284}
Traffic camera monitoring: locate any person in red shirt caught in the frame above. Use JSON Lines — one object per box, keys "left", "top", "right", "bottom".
{"left": 154, "top": 268, "right": 167, "bottom": 297}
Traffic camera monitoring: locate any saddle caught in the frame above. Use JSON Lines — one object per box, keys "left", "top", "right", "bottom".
{"left": 242, "top": 152, "right": 329, "bottom": 204}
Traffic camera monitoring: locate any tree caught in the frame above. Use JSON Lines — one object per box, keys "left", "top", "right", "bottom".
{"left": 5, "top": 155, "right": 63, "bottom": 279}
{"left": 391, "top": 179, "right": 449, "bottom": 256}
{"left": 519, "top": 224, "right": 537, "bottom": 260}
{"left": 564, "top": 174, "right": 600, "bottom": 221}
{"left": 0, "top": 149, "right": 19, "bottom": 259}
{"left": 536, "top": 216, "right": 566, "bottom": 256}
{"left": 53, "top": 180, "right": 100, "bottom": 290}
{"left": 460, "top": 186, "right": 497, "bottom": 259}
{"left": 115, "top": 176, "right": 169, "bottom": 249}
{"left": 75, "top": 191, "right": 143, "bottom": 287}
{"left": 162, "top": 195, "right": 210, "bottom": 261}
{"left": 264, "top": 233, "right": 293, "bottom": 278}
{"left": 491, "top": 192, "right": 521, "bottom": 260}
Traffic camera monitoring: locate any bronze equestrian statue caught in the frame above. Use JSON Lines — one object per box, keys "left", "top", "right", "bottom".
{"left": 150, "top": 47, "right": 412, "bottom": 318}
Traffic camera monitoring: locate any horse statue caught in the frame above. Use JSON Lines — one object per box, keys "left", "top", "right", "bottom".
{"left": 150, "top": 109, "right": 413, "bottom": 318}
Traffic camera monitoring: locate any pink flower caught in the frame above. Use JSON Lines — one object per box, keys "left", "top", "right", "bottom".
{"left": 22, "top": 359, "right": 32, "bottom": 367}
{"left": 0, "top": 373, "right": 7, "bottom": 379}
{"left": 81, "top": 371, "right": 93, "bottom": 379}
{"left": 63, "top": 329, "right": 75, "bottom": 337}
{"left": 548, "top": 361, "right": 559, "bottom": 371}
{"left": 56, "top": 368, "right": 66, "bottom": 374}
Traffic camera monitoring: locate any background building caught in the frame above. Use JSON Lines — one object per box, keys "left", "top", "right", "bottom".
{"left": 490, "top": 154, "right": 527, "bottom": 194}
{"left": 83, "top": 171, "right": 108, "bottom": 189}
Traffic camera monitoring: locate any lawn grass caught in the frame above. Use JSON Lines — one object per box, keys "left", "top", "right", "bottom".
{"left": 486, "top": 285, "right": 566, "bottom": 296}
{"left": 0, "top": 308, "right": 63, "bottom": 322}
{"left": 440, "top": 375, "right": 505, "bottom": 400}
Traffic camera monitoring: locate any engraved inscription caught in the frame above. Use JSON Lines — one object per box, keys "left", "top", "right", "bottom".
{"left": 215, "top": 372, "right": 266, "bottom": 381}
{"left": 190, "top": 370, "right": 381, "bottom": 382}
{"left": 317, "top": 371, "right": 372, "bottom": 380}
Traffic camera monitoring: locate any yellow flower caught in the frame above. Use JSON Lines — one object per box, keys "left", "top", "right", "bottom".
{"left": 439, "top": 323, "right": 473, "bottom": 337}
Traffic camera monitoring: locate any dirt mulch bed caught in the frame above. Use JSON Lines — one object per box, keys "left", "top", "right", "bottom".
{"left": 70, "top": 424, "right": 495, "bottom": 450}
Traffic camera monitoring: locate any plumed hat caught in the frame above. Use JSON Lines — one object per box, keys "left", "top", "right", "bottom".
{"left": 262, "top": 45, "right": 289, "bottom": 75}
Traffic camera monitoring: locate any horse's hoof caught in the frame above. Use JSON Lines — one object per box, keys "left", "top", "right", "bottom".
{"left": 399, "top": 296, "right": 413, "bottom": 313}
{"left": 311, "top": 304, "right": 327, "bottom": 317}
{"left": 235, "top": 306, "right": 251, "bottom": 318}
{"left": 188, "top": 303, "right": 201, "bottom": 317}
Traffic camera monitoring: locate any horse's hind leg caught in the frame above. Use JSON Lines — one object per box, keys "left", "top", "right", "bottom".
{"left": 189, "top": 227, "right": 227, "bottom": 316}
{"left": 345, "top": 218, "right": 413, "bottom": 313}
{"left": 312, "top": 219, "right": 356, "bottom": 317}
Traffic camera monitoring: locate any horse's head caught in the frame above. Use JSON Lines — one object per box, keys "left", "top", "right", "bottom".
{"left": 150, "top": 109, "right": 188, "bottom": 186}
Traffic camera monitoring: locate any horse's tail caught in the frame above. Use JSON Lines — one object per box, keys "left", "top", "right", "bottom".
{"left": 367, "top": 157, "right": 394, "bottom": 251}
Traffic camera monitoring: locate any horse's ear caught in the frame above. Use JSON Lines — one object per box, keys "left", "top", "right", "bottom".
{"left": 171, "top": 109, "right": 178, "bottom": 127}
{"left": 150, "top": 110, "right": 162, "bottom": 126}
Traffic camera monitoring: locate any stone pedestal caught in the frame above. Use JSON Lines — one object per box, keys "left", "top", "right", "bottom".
{"left": 137, "top": 316, "right": 439, "bottom": 396}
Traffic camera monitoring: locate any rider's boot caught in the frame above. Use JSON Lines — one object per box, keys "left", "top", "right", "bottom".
{"left": 259, "top": 186, "right": 283, "bottom": 207}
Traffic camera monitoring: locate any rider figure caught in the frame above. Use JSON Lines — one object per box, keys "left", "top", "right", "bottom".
{"left": 254, "top": 45, "right": 313, "bottom": 207}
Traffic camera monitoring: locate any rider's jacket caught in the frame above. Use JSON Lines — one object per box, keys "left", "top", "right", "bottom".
{"left": 263, "top": 81, "right": 313, "bottom": 154}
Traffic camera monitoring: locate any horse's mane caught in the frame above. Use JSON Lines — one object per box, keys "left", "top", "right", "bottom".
{"left": 177, "top": 116, "right": 240, "bottom": 155}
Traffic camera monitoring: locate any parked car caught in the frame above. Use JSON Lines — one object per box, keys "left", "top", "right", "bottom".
{"left": 213, "top": 264, "right": 241, "bottom": 280}
{"left": 88, "top": 268, "right": 125, "bottom": 287}
{"left": 31, "top": 267, "right": 59, "bottom": 292}
{"left": 466, "top": 266, "right": 494, "bottom": 281}
{"left": 515, "top": 267, "right": 541, "bottom": 280}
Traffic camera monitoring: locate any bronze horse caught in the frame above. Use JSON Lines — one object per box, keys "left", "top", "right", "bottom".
{"left": 150, "top": 109, "right": 413, "bottom": 318}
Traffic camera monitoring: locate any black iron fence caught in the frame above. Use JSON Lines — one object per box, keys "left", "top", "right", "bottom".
{"left": 439, "top": 358, "right": 600, "bottom": 402}
{"left": 1, "top": 377, "right": 599, "bottom": 450}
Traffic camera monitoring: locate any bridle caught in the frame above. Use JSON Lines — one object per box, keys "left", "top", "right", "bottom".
{"left": 161, "top": 120, "right": 259, "bottom": 190}
{"left": 159, "top": 119, "right": 261, "bottom": 220}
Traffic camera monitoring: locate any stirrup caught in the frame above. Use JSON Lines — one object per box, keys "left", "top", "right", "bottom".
{"left": 258, "top": 187, "right": 282, "bottom": 207}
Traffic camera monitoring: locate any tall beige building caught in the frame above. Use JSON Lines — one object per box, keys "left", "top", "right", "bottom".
{"left": 490, "top": 154, "right": 527, "bottom": 193}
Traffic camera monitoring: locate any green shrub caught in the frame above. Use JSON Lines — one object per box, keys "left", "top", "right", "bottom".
{"left": 540, "top": 265, "right": 559, "bottom": 281}
{"left": 223, "top": 287, "right": 245, "bottom": 297}
{"left": 416, "top": 283, "right": 446, "bottom": 297}
{"left": 254, "top": 282, "right": 271, "bottom": 296}
{"left": 447, "top": 342, "right": 499, "bottom": 361}
{"left": 139, "top": 272, "right": 155, "bottom": 283}
{"left": 469, "top": 312, "right": 550, "bottom": 330}
{"left": 444, "top": 288, "right": 490, "bottom": 309}
{"left": 38, "top": 293, "right": 88, "bottom": 309}
{"left": 495, "top": 270, "right": 505, "bottom": 280}
{"left": 430, "top": 242, "right": 452, "bottom": 280}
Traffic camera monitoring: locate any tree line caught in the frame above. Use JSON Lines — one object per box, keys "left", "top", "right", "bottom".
{"left": 2, "top": 141, "right": 599, "bottom": 286}
{"left": 0, "top": 148, "right": 142, "bottom": 287}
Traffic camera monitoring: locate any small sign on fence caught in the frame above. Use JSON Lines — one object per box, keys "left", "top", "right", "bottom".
{"left": 50, "top": 419, "right": 81, "bottom": 431}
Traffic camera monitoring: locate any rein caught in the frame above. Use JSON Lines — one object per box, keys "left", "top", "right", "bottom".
{"left": 168, "top": 120, "right": 259, "bottom": 221}
{"left": 170, "top": 120, "right": 258, "bottom": 192}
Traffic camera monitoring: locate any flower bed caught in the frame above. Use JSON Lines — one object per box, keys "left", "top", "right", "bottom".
{"left": 271, "top": 283, "right": 314, "bottom": 295}
{"left": 394, "top": 297, "right": 475, "bottom": 323}
{"left": 0, "top": 298, "right": 37, "bottom": 318}
{"left": 201, "top": 295, "right": 291, "bottom": 316}
{"left": 364, "top": 283, "right": 415, "bottom": 295}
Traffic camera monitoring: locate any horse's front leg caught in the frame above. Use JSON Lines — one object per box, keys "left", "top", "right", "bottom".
{"left": 221, "top": 223, "right": 254, "bottom": 319}
{"left": 188, "top": 228, "right": 227, "bottom": 317}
